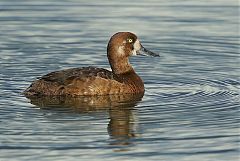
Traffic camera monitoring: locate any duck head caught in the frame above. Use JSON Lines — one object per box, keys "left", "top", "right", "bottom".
{"left": 107, "top": 32, "right": 159, "bottom": 74}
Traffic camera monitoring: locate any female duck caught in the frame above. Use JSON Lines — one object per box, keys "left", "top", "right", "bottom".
{"left": 23, "top": 32, "right": 159, "bottom": 96}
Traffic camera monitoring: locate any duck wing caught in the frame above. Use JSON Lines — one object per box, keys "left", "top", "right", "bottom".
{"left": 23, "top": 67, "right": 120, "bottom": 96}
{"left": 40, "top": 67, "right": 115, "bottom": 84}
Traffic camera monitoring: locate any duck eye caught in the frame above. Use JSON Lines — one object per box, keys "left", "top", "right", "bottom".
{"left": 127, "top": 38, "right": 133, "bottom": 43}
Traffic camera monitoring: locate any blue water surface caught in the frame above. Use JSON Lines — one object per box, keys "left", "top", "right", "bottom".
{"left": 0, "top": 0, "right": 239, "bottom": 161}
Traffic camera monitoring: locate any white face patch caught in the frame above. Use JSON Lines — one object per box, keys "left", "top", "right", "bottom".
{"left": 132, "top": 39, "right": 141, "bottom": 56}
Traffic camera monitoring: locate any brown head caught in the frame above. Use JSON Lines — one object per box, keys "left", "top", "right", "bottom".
{"left": 107, "top": 32, "right": 159, "bottom": 75}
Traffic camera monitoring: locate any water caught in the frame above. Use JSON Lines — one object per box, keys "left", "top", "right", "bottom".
{"left": 0, "top": 0, "right": 239, "bottom": 161}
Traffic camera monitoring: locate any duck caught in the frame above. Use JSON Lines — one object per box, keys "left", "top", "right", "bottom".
{"left": 23, "top": 32, "right": 159, "bottom": 96}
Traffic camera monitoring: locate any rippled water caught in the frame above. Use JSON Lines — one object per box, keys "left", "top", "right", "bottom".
{"left": 0, "top": 0, "right": 239, "bottom": 161}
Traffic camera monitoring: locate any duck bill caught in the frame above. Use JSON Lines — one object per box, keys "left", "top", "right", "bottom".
{"left": 137, "top": 46, "right": 159, "bottom": 57}
{"left": 133, "top": 39, "right": 159, "bottom": 57}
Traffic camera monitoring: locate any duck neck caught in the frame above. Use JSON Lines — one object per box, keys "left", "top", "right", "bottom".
{"left": 109, "top": 57, "right": 133, "bottom": 75}
{"left": 115, "top": 69, "right": 144, "bottom": 93}
{"left": 107, "top": 42, "right": 134, "bottom": 75}
{"left": 107, "top": 45, "right": 144, "bottom": 92}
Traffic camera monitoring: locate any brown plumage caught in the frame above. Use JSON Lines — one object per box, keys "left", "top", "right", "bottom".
{"left": 23, "top": 32, "right": 159, "bottom": 96}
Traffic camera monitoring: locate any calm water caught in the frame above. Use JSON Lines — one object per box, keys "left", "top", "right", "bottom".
{"left": 0, "top": 0, "right": 239, "bottom": 161}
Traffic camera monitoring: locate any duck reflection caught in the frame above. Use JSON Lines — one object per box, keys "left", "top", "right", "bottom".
{"left": 26, "top": 93, "right": 143, "bottom": 145}
{"left": 108, "top": 107, "right": 138, "bottom": 146}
